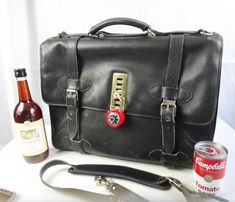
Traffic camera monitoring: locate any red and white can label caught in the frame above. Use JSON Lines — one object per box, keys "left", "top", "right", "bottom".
{"left": 193, "top": 141, "right": 228, "bottom": 195}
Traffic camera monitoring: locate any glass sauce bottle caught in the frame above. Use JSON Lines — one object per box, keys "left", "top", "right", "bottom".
{"left": 13, "top": 68, "right": 49, "bottom": 163}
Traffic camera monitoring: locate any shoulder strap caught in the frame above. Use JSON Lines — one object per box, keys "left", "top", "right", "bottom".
{"left": 40, "top": 160, "right": 228, "bottom": 202}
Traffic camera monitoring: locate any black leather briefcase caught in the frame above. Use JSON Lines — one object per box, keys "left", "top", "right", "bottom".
{"left": 40, "top": 18, "right": 223, "bottom": 167}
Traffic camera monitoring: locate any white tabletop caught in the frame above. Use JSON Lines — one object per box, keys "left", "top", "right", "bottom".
{"left": 0, "top": 117, "right": 234, "bottom": 202}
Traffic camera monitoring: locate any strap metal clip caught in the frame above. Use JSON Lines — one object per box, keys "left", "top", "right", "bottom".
{"left": 160, "top": 99, "right": 176, "bottom": 116}
{"left": 165, "top": 177, "right": 183, "bottom": 190}
{"left": 95, "top": 176, "right": 149, "bottom": 202}
{"left": 95, "top": 176, "right": 112, "bottom": 189}
{"left": 147, "top": 27, "right": 157, "bottom": 37}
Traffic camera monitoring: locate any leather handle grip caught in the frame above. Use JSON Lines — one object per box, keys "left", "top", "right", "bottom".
{"left": 88, "top": 17, "right": 151, "bottom": 35}
{"left": 68, "top": 164, "right": 171, "bottom": 190}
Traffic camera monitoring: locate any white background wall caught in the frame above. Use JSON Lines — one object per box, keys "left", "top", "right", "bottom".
{"left": 1, "top": 0, "right": 235, "bottom": 148}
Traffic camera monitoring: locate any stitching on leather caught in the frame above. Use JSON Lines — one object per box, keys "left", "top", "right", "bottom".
{"left": 61, "top": 136, "right": 92, "bottom": 153}
{"left": 148, "top": 149, "right": 190, "bottom": 162}
{"left": 81, "top": 139, "right": 93, "bottom": 153}
{"left": 148, "top": 83, "right": 192, "bottom": 103}
{"left": 148, "top": 83, "right": 162, "bottom": 101}
{"left": 56, "top": 76, "right": 92, "bottom": 92}
{"left": 57, "top": 76, "right": 67, "bottom": 90}
{"left": 80, "top": 78, "right": 92, "bottom": 92}
{"left": 179, "top": 86, "right": 193, "bottom": 103}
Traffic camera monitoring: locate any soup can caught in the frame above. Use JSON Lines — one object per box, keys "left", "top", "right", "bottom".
{"left": 193, "top": 141, "right": 228, "bottom": 195}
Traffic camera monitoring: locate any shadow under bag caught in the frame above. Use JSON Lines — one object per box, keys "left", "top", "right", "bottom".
{"left": 40, "top": 18, "right": 223, "bottom": 168}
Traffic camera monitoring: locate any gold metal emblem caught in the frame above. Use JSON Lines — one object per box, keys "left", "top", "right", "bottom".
{"left": 110, "top": 73, "right": 128, "bottom": 111}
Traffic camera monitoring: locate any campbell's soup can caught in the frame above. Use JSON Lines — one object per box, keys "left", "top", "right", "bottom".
{"left": 193, "top": 141, "right": 228, "bottom": 195}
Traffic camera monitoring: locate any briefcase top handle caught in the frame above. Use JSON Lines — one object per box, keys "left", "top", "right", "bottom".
{"left": 88, "top": 17, "right": 213, "bottom": 37}
{"left": 88, "top": 17, "right": 156, "bottom": 36}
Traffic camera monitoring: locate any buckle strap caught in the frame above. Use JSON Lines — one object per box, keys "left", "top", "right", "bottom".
{"left": 66, "top": 89, "right": 86, "bottom": 153}
{"left": 66, "top": 36, "right": 85, "bottom": 153}
{"left": 66, "top": 89, "right": 78, "bottom": 140}
{"left": 160, "top": 35, "right": 185, "bottom": 156}
{"left": 160, "top": 99, "right": 176, "bottom": 154}
{"left": 160, "top": 99, "right": 176, "bottom": 116}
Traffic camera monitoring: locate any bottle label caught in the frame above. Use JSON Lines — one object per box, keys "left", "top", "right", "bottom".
{"left": 15, "top": 119, "right": 48, "bottom": 156}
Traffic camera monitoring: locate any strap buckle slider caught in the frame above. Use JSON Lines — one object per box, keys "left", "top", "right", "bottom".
{"left": 160, "top": 99, "right": 176, "bottom": 116}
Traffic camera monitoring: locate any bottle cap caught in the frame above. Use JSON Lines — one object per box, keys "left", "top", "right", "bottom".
{"left": 14, "top": 68, "right": 27, "bottom": 78}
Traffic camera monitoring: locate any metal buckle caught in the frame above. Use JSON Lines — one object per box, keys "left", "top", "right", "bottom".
{"left": 160, "top": 99, "right": 176, "bottom": 116}
{"left": 165, "top": 177, "right": 183, "bottom": 189}
{"left": 147, "top": 27, "right": 157, "bottom": 37}
{"left": 95, "top": 176, "right": 114, "bottom": 191}
{"left": 66, "top": 89, "right": 78, "bottom": 106}
{"left": 199, "top": 29, "right": 213, "bottom": 36}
